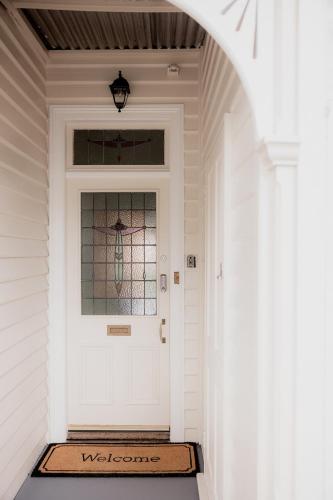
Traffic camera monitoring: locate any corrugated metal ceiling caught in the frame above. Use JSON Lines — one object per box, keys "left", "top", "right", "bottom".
{"left": 21, "top": 9, "right": 206, "bottom": 50}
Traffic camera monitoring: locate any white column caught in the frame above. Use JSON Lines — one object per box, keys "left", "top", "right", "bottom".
{"left": 258, "top": 139, "right": 299, "bottom": 500}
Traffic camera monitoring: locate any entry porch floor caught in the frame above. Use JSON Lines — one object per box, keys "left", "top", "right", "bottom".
{"left": 15, "top": 446, "right": 203, "bottom": 500}
{"left": 15, "top": 476, "right": 200, "bottom": 500}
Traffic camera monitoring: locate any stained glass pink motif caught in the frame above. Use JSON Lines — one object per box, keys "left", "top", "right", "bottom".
{"left": 93, "top": 218, "right": 146, "bottom": 297}
{"left": 88, "top": 133, "right": 152, "bottom": 164}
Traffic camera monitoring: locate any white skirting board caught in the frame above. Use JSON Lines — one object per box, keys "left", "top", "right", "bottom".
{"left": 197, "top": 473, "right": 210, "bottom": 500}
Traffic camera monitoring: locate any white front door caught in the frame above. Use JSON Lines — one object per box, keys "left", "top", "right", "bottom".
{"left": 66, "top": 176, "right": 170, "bottom": 428}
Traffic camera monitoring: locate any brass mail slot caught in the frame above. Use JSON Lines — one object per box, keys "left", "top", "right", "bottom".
{"left": 107, "top": 325, "right": 131, "bottom": 336}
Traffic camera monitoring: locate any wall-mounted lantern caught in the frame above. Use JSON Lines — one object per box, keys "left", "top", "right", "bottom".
{"left": 109, "top": 71, "right": 130, "bottom": 112}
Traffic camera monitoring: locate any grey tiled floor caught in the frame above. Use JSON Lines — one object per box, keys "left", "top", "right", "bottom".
{"left": 15, "top": 476, "right": 200, "bottom": 500}
{"left": 15, "top": 447, "right": 202, "bottom": 500}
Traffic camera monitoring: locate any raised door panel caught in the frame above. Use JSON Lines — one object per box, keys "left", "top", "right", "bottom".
{"left": 127, "top": 347, "right": 160, "bottom": 405}
{"left": 79, "top": 347, "right": 113, "bottom": 405}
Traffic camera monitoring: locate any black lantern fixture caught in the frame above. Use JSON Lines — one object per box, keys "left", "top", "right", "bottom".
{"left": 109, "top": 71, "right": 130, "bottom": 112}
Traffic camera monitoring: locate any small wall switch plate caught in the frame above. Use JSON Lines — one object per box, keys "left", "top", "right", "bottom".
{"left": 187, "top": 255, "right": 197, "bottom": 268}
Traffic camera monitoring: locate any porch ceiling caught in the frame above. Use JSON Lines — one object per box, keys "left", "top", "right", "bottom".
{"left": 20, "top": 8, "right": 207, "bottom": 50}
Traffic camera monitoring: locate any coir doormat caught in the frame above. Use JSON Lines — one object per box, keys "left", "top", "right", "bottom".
{"left": 32, "top": 443, "right": 198, "bottom": 477}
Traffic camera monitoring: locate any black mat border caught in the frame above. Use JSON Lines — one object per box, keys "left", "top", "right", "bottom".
{"left": 31, "top": 442, "right": 199, "bottom": 478}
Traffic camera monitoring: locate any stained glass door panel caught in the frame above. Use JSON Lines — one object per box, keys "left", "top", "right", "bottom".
{"left": 81, "top": 192, "right": 157, "bottom": 316}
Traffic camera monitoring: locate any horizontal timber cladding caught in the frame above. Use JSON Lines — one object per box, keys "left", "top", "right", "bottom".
{"left": 47, "top": 48, "right": 203, "bottom": 443}
{"left": 201, "top": 35, "right": 259, "bottom": 500}
{"left": 0, "top": 8, "right": 48, "bottom": 500}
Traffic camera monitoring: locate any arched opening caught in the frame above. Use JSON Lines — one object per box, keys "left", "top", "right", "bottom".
{"left": 0, "top": 2, "right": 260, "bottom": 499}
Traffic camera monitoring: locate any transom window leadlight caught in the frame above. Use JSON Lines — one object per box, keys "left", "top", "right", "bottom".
{"left": 73, "top": 129, "right": 165, "bottom": 167}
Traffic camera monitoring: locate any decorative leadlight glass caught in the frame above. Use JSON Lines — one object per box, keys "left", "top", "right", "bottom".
{"left": 74, "top": 130, "right": 164, "bottom": 165}
{"left": 81, "top": 192, "right": 157, "bottom": 316}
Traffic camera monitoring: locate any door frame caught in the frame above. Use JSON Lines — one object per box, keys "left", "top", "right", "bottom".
{"left": 48, "top": 104, "right": 185, "bottom": 442}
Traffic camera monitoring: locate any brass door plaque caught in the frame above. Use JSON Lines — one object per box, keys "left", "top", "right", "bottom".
{"left": 107, "top": 325, "right": 131, "bottom": 336}
{"left": 174, "top": 272, "right": 180, "bottom": 284}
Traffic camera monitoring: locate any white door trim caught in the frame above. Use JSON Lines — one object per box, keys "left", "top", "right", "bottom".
{"left": 48, "top": 104, "right": 185, "bottom": 442}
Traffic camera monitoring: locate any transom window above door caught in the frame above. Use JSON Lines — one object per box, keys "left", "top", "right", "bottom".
{"left": 81, "top": 192, "right": 157, "bottom": 316}
{"left": 73, "top": 130, "right": 165, "bottom": 167}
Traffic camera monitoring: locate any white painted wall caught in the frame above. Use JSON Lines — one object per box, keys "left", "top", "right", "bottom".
{"left": 295, "top": 2, "right": 330, "bottom": 499}
{"left": 201, "top": 36, "right": 258, "bottom": 500}
{"left": 0, "top": 9, "right": 48, "bottom": 500}
{"left": 326, "top": 7, "right": 333, "bottom": 498}
{"left": 46, "top": 49, "right": 203, "bottom": 443}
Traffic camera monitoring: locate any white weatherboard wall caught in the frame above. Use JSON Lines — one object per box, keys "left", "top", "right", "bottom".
{"left": 326, "top": 6, "right": 333, "bottom": 497}
{"left": 201, "top": 36, "right": 258, "bottom": 500}
{"left": 0, "top": 8, "right": 48, "bottom": 500}
{"left": 46, "top": 49, "right": 203, "bottom": 443}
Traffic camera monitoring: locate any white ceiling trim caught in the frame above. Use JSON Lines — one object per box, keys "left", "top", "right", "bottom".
{"left": 12, "top": 0, "right": 181, "bottom": 12}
